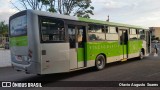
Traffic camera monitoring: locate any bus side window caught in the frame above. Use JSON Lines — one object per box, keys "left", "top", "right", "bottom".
{"left": 77, "top": 28, "right": 83, "bottom": 42}
{"left": 106, "top": 26, "right": 118, "bottom": 41}
{"left": 119, "top": 31, "right": 123, "bottom": 44}
{"left": 88, "top": 24, "right": 105, "bottom": 41}
{"left": 105, "top": 26, "right": 109, "bottom": 33}
{"left": 68, "top": 25, "right": 76, "bottom": 48}
{"left": 77, "top": 26, "right": 84, "bottom": 48}
{"left": 40, "top": 17, "right": 65, "bottom": 42}
{"left": 139, "top": 29, "right": 145, "bottom": 40}
{"left": 129, "top": 29, "right": 138, "bottom": 40}
{"left": 77, "top": 33, "right": 82, "bottom": 42}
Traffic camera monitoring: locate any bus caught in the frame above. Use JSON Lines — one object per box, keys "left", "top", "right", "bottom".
{"left": 9, "top": 10, "right": 151, "bottom": 74}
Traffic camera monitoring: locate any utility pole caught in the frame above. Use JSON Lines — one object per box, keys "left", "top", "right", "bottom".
{"left": 107, "top": 15, "right": 109, "bottom": 22}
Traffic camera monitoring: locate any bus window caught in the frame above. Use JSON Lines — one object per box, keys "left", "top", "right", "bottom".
{"left": 105, "top": 26, "right": 109, "bottom": 33}
{"left": 138, "top": 29, "right": 145, "bottom": 40}
{"left": 129, "top": 29, "right": 138, "bottom": 40}
{"left": 40, "top": 17, "right": 65, "bottom": 42}
{"left": 88, "top": 24, "right": 105, "bottom": 41}
{"left": 68, "top": 25, "right": 76, "bottom": 48}
{"left": 130, "top": 29, "right": 136, "bottom": 34}
{"left": 10, "top": 15, "right": 27, "bottom": 37}
{"left": 77, "top": 26, "right": 85, "bottom": 48}
{"left": 108, "top": 27, "right": 117, "bottom": 33}
{"left": 106, "top": 26, "right": 118, "bottom": 41}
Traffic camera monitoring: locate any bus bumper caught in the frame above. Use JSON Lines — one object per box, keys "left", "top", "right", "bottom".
{"left": 11, "top": 61, "right": 40, "bottom": 74}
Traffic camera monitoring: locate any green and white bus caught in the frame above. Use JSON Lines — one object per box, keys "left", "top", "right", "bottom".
{"left": 9, "top": 10, "right": 151, "bottom": 74}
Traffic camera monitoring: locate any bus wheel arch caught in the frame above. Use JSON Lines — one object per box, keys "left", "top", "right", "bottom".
{"left": 139, "top": 48, "right": 145, "bottom": 60}
{"left": 141, "top": 48, "right": 145, "bottom": 55}
{"left": 95, "top": 53, "right": 106, "bottom": 70}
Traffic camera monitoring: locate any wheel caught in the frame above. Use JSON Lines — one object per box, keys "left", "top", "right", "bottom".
{"left": 139, "top": 51, "right": 144, "bottom": 60}
{"left": 95, "top": 55, "right": 106, "bottom": 70}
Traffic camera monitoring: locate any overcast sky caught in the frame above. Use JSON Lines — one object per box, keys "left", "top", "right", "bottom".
{"left": 0, "top": 0, "right": 160, "bottom": 27}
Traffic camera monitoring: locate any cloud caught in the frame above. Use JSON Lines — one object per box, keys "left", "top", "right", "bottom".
{"left": 91, "top": 0, "right": 160, "bottom": 27}
{"left": 126, "top": 10, "right": 160, "bottom": 27}
{"left": 92, "top": 0, "right": 138, "bottom": 10}
{"left": 0, "top": 0, "right": 18, "bottom": 23}
{"left": 0, "top": 0, "right": 160, "bottom": 27}
{"left": 95, "top": 0, "right": 129, "bottom": 9}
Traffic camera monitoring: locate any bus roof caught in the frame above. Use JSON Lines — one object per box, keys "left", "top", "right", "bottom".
{"left": 78, "top": 17, "right": 148, "bottom": 29}
{"left": 13, "top": 10, "right": 148, "bottom": 30}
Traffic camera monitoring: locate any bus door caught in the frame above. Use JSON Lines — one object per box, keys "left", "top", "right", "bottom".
{"left": 68, "top": 24, "right": 86, "bottom": 69}
{"left": 146, "top": 30, "right": 151, "bottom": 54}
{"left": 119, "top": 29, "right": 129, "bottom": 60}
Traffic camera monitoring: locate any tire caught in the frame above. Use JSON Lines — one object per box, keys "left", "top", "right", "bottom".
{"left": 95, "top": 55, "right": 106, "bottom": 70}
{"left": 139, "top": 51, "right": 144, "bottom": 60}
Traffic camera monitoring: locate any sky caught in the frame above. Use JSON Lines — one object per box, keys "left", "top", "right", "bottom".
{"left": 0, "top": 0, "right": 160, "bottom": 27}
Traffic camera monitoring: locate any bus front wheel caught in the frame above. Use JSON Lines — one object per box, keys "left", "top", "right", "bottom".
{"left": 95, "top": 55, "right": 106, "bottom": 70}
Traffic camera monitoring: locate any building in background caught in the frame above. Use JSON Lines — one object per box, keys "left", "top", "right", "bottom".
{"left": 150, "top": 27, "right": 160, "bottom": 41}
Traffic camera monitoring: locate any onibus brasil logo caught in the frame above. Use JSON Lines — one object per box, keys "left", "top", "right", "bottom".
{"left": 1, "top": 82, "right": 42, "bottom": 88}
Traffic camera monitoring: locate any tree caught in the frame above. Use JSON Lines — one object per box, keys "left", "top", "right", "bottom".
{"left": 46, "top": 0, "right": 94, "bottom": 18}
{"left": 11, "top": 0, "right": 94, "bottom": 18}
{"left": 10, "top": 0, "right": 49, "bottom": 11}
{"left": 0, "top": 21, "right": 8, "bottom": 36}
{"left": 73, "top": 0, "right": 94, "bottom": 18}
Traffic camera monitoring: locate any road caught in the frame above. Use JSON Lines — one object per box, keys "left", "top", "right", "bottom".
{"left": 0, "top": 43, "right": 160, "bottom": 90}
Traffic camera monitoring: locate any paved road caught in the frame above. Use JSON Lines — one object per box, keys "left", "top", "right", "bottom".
{"left": 0, "top": 43, "right": 160, "bottom": 90}
{"left": 0, "top": 55, "right": 160, "bottom": 81}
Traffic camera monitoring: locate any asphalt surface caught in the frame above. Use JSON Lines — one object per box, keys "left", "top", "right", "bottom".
{"left": 0, "top": 43, "right": 160, "bottom": 90}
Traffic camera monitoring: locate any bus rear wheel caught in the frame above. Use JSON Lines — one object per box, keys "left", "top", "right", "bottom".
{"left": 95, "top": 55, "right": 106, "bottom": 70}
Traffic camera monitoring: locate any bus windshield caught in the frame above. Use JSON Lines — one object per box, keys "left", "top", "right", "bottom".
{"left": 10, "top": 15, "right": 27, "bottom": 37}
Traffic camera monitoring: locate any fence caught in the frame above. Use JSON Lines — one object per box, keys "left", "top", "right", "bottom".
{"left": 0, "top": 37, "right": 9, "bottom": 49}
{"left": 0, "top": 50, "right": 11, "bottom": 67}
{"left": 0, "top": 37, "right": 11, "bottom": 67}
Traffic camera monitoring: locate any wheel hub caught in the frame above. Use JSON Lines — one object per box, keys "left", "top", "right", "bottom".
{"left": 98, "top": 60, "right": 102, "bottom": 66}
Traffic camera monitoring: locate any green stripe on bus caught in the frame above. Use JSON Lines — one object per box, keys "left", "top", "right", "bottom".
{"left": 77, "top": 48, "right": 84, "bottom": 62}
{"left": 82, "top": 40, "right": 142, "bottom": 60}
{"left": 10, "top": 36, "right": 28, "bottom": 47}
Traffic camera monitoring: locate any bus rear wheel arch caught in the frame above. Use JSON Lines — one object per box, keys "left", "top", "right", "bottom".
{"left": 95, "top": 54, "right": 106, "bottom": 70}
{"left": 139, "top": 48, "right": 145, "bottom": 60}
